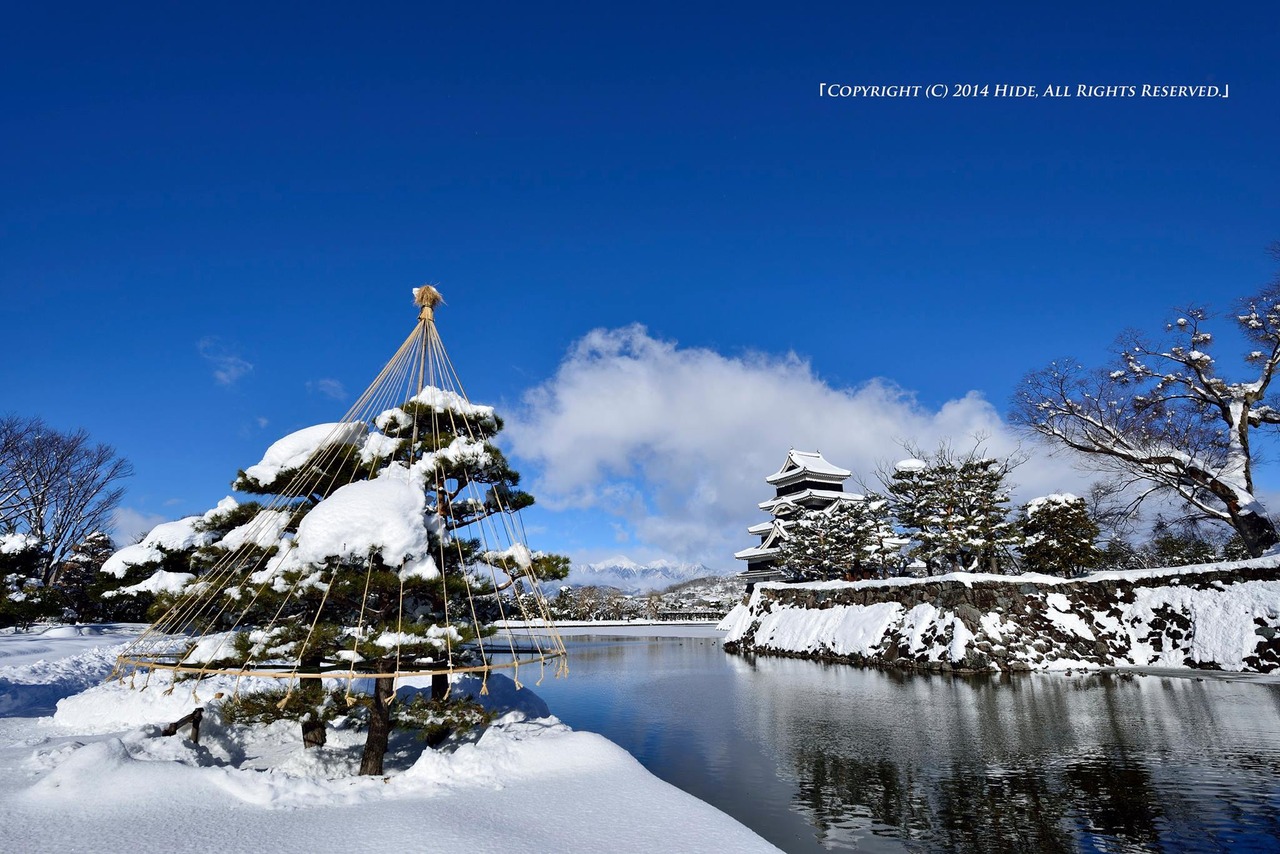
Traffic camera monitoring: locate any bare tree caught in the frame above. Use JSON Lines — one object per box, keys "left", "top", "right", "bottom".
{"left": 0, "top": 415, "right": 35, "bottom": 527}
{"left": 0, "top": 415, "right": 132, "bottom": 583}
{"left": 1082, "top": 477, "right": 1144, "bottom": 548}
{"left": 1011, "top": 270, "right": 1280, "bottom": 557}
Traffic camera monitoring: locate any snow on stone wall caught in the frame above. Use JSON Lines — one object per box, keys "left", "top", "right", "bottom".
{"left": 722, "top": 558, "right": 1280, "bottom": 674}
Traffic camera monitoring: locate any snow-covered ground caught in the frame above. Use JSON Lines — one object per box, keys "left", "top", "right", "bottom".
{"left": 0, "top": 625, "right": 777, "bottom": 853}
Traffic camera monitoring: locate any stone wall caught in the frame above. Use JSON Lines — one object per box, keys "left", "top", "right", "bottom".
{"left": 721, "top": 562, "right": 1280, "bottom": 673}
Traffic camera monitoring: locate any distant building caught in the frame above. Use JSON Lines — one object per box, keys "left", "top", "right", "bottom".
{"left": 734, "top": 449, "right": 863, "bottom": 587}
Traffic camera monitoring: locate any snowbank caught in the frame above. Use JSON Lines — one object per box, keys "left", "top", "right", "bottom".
{"left": 717, "top": 602, "right": 751, "bottom": 633}
{"left": 724, "top": 558, "right": 1280, "bottom": 674}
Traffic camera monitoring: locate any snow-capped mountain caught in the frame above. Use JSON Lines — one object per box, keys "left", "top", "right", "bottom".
{"left": 561, "top": 555, "right": 733, "bottom": 593}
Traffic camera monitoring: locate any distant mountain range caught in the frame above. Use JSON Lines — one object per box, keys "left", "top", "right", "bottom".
{"left": 559, "top": 555, "right": 736, "bottom": 593}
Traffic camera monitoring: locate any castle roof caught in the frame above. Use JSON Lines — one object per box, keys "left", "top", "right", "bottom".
{"left": 734, "top": 523, "right": 787, "bottom": 561}
{"left": 765, "top": 450, "right": 851, "bottom": 486}
{"left": 758, "top": 488, "right": 865, "bottom": 514}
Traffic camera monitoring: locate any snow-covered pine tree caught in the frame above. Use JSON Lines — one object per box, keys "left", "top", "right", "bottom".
{"left": 776, "top": 495, "right": 901, "bottom": 580}
{"left": 844, "top": 494, "right": 906, "bottom": 577}
{"left": 1019, "top": 493, "right": 1100, "bottom": 576}
{"left": 883, "top": 444, "right": 1021, "bottom": 575}
{"left": 95, "top": 510, "right": 221, "bottom": 622}
{"left": 1138, "top": 518, "right": 1219, "bottom": 568}
{"left": 156, "top": 387, "right": 566, "bottom": 773}
{"left": 776, "top": 505, "right": 840, "bottom": 580}
{"left": 0, "top": 532, "right": 50, "bottom": 628}
{"left": 55, "top": 531, "right": 117, "bottom": 621}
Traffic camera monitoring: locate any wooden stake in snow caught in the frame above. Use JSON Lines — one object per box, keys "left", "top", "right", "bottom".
{"left": 162, "top": 707, "right": 204, "bottom": 744}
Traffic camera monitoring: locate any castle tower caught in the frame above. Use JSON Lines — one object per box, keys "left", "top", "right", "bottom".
{"left": 734, "top": 449, "right": 862, "bottom": 585}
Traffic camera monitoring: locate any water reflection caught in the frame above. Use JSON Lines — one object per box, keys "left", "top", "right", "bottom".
{"left": 532, "top": 634, "right": 1280, "bottom": 852}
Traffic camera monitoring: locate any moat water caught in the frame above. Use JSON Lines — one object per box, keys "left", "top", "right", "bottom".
{"left": 529, "top": 627, "right": 1280, "bottom": 853}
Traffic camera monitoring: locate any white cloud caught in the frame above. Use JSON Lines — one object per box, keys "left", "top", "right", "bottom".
{"left": 110, "top": 507, "right": 169, "bottom": 546}
{"left": 307, "top": 378, "right": 348, "bottom": 401}
{"left": 507, "top": 325, "right": 1089, "bottom": 566}
{"left": 197, "top": 338, "right": 253, "bottom": 386}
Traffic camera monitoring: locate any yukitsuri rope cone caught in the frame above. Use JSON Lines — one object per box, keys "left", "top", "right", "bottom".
{"left": 114, "top": 287, "right": 568, "bottom": 752}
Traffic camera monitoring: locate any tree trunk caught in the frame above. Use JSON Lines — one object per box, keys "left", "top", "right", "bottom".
{"left": 432, "top": 672, "right": 449, "bottom": 701}
{"left": 299, "top": 659, "right": 326, "bottom": 749}
{"left": 1235, "top": 509, "right": 1279, "bottom": 557}
{"left": 359, "top": 676, "right": 395, "bottom": 776}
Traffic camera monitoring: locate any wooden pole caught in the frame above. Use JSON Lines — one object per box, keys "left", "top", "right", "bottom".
{"left": 162, "top": 707, "right": 204, "bottom": 744}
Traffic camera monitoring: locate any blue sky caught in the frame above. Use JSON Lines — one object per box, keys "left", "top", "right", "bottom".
{"left": 3, "top": 3, "right": 1279, "bottom": 568}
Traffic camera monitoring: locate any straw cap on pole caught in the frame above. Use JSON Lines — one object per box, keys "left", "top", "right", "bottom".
{"left": 414, "top": 285, "right": 445, "bottom": 322}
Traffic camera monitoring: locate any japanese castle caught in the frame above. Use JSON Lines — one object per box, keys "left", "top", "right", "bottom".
{"left": 734, "top": 449, "right": 863, "bottom": 585}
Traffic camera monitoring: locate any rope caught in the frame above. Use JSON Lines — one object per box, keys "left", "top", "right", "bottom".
{"left": 115, "top": 651, "right": 564, "bottom": 680}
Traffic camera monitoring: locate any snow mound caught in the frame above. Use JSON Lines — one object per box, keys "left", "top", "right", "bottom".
{"left": 294, "top": 464, "right": 437, "bottom": 578}
{"left": 214, "top": 509, "right": 292, "bottom": 551}
{"left": 39, "top": 625, "right": 108, "bottom": 638}
{"left": 241, "top": 422, "right": 368, "bottom": 486}
{"left": 1, "top": 532, "right": 39, "bottom": 554}
{"left": 103, "top": 570, "right": 195, "bottom": 598}
{"left": 101, "top": 517, "right": 212, "bottom": 578}
{"left": 54, "top": 670, "right": 235, "bottom": 733}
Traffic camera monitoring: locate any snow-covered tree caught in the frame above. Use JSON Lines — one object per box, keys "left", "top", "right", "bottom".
{"left": 95, "top": 508, "right": 223, "bottom": 622}
{"left": 1013, "top": 272, "right": 1280, "bottom": 557}
{"left": 1221, "top": 533, "right": 1254, "bottom": 562}
{"left": 776, "top": 505, "right": 842, "bottom": 581}
{"left": 1096, "top": 537, "right": 1142, "bottom": 571}
{"left": 53, "top": 531, "right": 117, "bottom": 622}
{"left": 134, "top": 386, "right": 566, "bottom": 775}
{"left": 882, "top": 444, "right": 1022, "bottom": 574}
{"left": 1136, "top": 518, "right": 1220, "bottom": 568}
{"left": 549, "top": 585, "right": 623, "bottom": 621}
{"left": 1019, "top": 494, "right": 1100, "bottom": 576}
{"left": 777, "top": 495, "right": 901, "bottom": 580}
{"left": 0, "top": 532, "right": 52, "bottom": 628}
